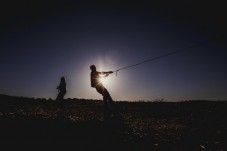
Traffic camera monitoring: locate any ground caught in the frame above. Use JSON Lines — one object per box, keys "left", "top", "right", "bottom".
{"left": 0, "top": 94, "right": 226, "bottom": 150}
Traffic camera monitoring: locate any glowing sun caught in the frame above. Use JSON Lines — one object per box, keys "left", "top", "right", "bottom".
{"left": 99, "top": 76, "right": 108, "bottom": 85}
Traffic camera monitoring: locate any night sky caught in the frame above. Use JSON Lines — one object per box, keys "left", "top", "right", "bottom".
{"left": 1, "top": 0, "right": 227, "bottom": 101}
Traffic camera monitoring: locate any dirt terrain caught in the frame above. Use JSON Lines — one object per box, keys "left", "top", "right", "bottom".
{"left": 0, "top": 94, "right": 226, "bottom": 150}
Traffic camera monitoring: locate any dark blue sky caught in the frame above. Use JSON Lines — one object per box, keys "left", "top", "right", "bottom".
{"left": 1, "top": 0, "right": 227, "bottom": 101}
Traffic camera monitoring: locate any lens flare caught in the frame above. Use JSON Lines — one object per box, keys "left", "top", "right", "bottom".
{"left": 99, "top": 76, "right": 108, "bottom": 85}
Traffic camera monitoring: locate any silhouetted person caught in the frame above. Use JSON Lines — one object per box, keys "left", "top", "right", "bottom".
{"left": 56, "top": 76, "right": 66, "bottom": 101}
{"left": 90, "top": 65, "right": 115, "bottom": 119}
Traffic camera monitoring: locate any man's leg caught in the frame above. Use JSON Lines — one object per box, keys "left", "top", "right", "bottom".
{"left": 96, "top": 86, "right": 111, "bottom": 119}
{"left": 104, "top": 89, "right": 118, "bottom": 116}
{"left": 104, "top": 89, "right": 122, "bottom": 118}
{"left": 104, "top": 89, "right": 113, "bottom": 103}
{"left": 103, "top": 95, "right": 111, "bottom": 119}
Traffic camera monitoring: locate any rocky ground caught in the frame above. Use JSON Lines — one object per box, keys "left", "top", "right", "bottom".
{"left": 0, "top": 94, "right": 226, "bottom": 150}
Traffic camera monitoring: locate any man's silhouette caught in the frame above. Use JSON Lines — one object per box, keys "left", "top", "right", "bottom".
{"left": 56, "top": 76, "right": 66, "bottom": 101}
{"left": 90, "top": 65, "right": 114, "bottom": 119}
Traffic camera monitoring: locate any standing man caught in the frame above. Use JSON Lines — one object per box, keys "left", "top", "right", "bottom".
{"left": 56, "top": 76, "right": 67, "bottom": 101}
{"left": 90, "top": 65, "right": 114, "bottom": 119}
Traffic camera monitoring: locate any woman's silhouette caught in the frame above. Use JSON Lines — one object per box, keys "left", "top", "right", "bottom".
{"left": 56, "top": 76, "right": 66, "bottom": 101}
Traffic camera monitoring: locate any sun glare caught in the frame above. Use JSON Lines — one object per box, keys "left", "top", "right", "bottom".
{"left": 99, "top": 76, "right": 108, "bottom": 85}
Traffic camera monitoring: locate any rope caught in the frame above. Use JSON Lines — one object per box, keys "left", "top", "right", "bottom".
{"left": 114, "top": 36, "right": 226, "bottom": 76}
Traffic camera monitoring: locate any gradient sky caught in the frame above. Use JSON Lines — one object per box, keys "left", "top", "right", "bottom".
{"left": 1, "top": 0, "right": 227, "bottom": 101}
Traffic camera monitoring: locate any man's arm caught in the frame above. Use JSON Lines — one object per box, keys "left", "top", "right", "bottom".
{"left": 101, "top": 71, "right": 113, "bottom": 77}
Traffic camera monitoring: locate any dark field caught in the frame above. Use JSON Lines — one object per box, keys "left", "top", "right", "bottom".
{"left": 0, "top": 94, "right": 226, "bottom": 150}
